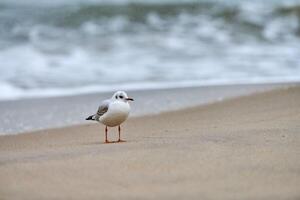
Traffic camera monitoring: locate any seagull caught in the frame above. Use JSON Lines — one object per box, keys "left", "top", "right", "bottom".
{"left": 86, "top": 91, "right": 134, "bottom": 143}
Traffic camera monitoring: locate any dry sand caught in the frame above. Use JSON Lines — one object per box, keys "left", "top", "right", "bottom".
{"left": 0, "top": 86, "right": 300, "bottom": 200}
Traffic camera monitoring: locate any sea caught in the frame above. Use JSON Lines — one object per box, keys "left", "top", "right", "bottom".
{"left": 0, "top": 0, "right": 300, "bottom": 100}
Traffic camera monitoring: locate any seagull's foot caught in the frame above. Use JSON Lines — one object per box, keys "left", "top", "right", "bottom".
{"left": 105, "top": 140, "right": 125, "bottom": 144}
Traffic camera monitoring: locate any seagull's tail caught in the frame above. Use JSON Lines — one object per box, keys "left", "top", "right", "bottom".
{"left": 86, "top": 115, "right": 95, "bottom": 121}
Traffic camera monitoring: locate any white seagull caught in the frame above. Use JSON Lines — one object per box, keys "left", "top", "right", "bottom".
{"left": 86, "top": 91, "right": 134, "bottom": 143}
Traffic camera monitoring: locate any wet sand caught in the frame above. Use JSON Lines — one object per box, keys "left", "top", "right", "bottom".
{"left": 0, "top": 83, "right": 292, "bottom": 134}
{"left": 0, "top": 86, "right": 300, "bottom": 199}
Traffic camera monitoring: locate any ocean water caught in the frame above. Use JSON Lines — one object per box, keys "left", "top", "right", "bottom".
{"left": 0, "top": 0, "right": 300, "bottom": 100}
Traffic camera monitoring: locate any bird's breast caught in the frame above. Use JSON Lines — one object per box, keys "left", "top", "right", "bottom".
{"left": 100, "top": 102, "right": 130, "bottom": 127}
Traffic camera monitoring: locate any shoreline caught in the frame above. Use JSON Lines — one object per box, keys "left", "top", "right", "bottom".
{"left": 0, "top": 82, "right": 298, "bottom": 135}
{"left": 0, "top": 85, "right": 299, "bottom": 199}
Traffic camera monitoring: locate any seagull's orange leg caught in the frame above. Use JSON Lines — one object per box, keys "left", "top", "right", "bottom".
{"left": 118, "top": 125, "right": 126, "bottom": 142}
{"left": 105, "top": 126, "right": 110, "bottom": 143}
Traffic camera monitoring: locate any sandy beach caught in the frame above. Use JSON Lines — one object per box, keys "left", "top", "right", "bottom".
{"left": 0, "top": 86, "right": 300, "bottom": 200}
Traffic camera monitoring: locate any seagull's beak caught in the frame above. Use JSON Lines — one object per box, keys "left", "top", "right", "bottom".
{"left": 126, "top": 97, "right": 134, "bottom": 101}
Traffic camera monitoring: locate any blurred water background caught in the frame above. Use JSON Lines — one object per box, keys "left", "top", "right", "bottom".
{"left": 0, "top": 0, "right": 300, "bottom": 100}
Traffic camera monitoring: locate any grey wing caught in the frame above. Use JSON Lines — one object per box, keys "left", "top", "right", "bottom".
{"left": 95, "top": 100, "right": 110, "bottom": 120}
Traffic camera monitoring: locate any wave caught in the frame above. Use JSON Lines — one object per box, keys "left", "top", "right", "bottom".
{"left": 0, "top": 0, "right": 300, "bottom": 100}
{"left": 1, "top": 1, "right": 300, "bottom": 42}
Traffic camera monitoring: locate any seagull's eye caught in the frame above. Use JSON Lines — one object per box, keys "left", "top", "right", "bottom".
{"left": 119, "top": 95, "right": 123, "bottom": 99}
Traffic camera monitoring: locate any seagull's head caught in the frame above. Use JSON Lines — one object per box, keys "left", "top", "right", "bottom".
{"left": 112, "top": 91, "right": 134, "bottom": 102}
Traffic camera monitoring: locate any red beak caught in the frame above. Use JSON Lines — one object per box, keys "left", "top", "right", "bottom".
{"left": 126, "top": 97, "right": 134, "bottom": 101}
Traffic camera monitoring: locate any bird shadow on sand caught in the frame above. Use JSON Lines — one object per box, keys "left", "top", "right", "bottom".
{"left": 80, "top": 140, "right": 129, "bottom": 146}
